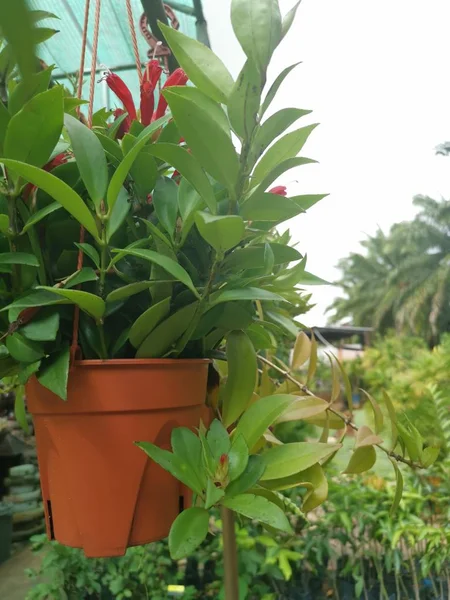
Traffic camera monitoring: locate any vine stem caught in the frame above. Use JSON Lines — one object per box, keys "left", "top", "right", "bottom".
{"left": 256, "top": 354, "right": 422, "bottom": 470}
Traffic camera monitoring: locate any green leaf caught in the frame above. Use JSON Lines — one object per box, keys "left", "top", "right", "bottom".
{"left": 261, "top": 442, "right": 341, "bottom": 480}
{"left": 94, "top": 131, "right": 122, "bottom": 163}
{"left": 30, "top": 10, "right": 59, "bottom": 22}
{"left": 108, "top": 111, "right": 129, "bottom": 140}
{"left": 159, "top": 22, "right": 234, "bottom": 103}
{"left": 0, "top": 101, "right": 10, "bottom": 155}
{"left": 210, "top": 287, "right": 285, "bottom": 307}
{"left": 6, "top": 333, "right": 44, "bottom": 363}
{"left": 106, "top": 281, "right": 151, "bottom": 304}
{"left": 111, "top": 248, "right": 200, "bottom": 299}
{"left": 289, "top": 194, "right": 327, "bottom": 211}
{"left": 106, "top": 187, "right": 130, "bottom": 242}
{"left": 37, "top": 345, "right": 70, "bottom": 401}
{"left": 360, "top": 389, "right": 384, "bottom": 434}
{"left": 228, "top": 434, "right": 249, "bottom": 481}
{"left": 389, "top": 458, "right": 404, "bottom": 515}
{"left": 231, "top": 0, "right": 282, "bottom": 75}
{"left": 223, "top": 243, "right": 302, "bottom": 271}
{"left": 228, "top": 60, "right": 262, "bottom": 139}
{"left": 195, "top": 212, "right": 244, "bottom": 253}
{"left": 252, "top": 108, "right": 312, "bottom": 159}
{"left": 291, "top": 331, "right": 311, "bottom": 369}
{"left": 106, "top": 114, "right": 171, "bottom": 214}
{"left": 2, "top": 290, "right": 67, "bottom": 318}
{"left": 260, "top": 63, "right": 300, "bottom": 117}
{"left": 421, "top": 446, "right": 440, "bottom": 468}
{"left": 163, "top": 89, "right": 239, "bottom": 192}
{"left": 152, "top": 177, "right": 179, "bottom": 239}
{"left": 222, "top": 493, "right": 292, "bottom": 533}
{"left": 8, "top": 68, "right": 53, "bottom": 116}
{"left": 4, "top": 86, "right": 64, "bottom": 169}
{"left": 253, "top": 124, "right": 318, "bottom": 185}
{"left": 168, "top": 508, "right": 210, "bottom": 560}
{"left": 207, "top": 419, "right": 231, "bottom": 462}
{"left": 14, "top": 385, "right": 29, "bottom": 434}
{"left": 36, "top": 287, "right": 105, "bottom": 320}
{"left": 240, "top": 192, "right": 304, "bottom": 222}
{"left": 21, "top": 310, "right": 59, "bottom": 341}
{"left": 33, "top": 28, "right": 58, "bottom": 44}
{"left": 0, "top": 252, "right": 39, "bottom": 266}
{"left": 136, "top": 301, "right": 199, "bottom": 358}
{"left": 225, "top": 455, "right": 266, "bottom": 497}
{"left": 205, "top": 479, "right": 225, "bottom": 509}
{"left": 21, "top": 202, "right": 62, "bottom": 233}
{"left": 300, "top": 464, "right": 328, "bottom": 513}
{"left": 147, "top": 142, "right": 217, "bottom": 213}
{"left": 275, "top": 396, "right": 329, "bottom": 424}
{"left": 171, "top": 427, "right": 205, "bottom": 492}
{"left": 74, "top": 243, "right": 100, "bottom": 269}
{"left": 64, "top": 267, "right": 98, "bottom": 288}
{"left": 235, "top": 394, "right": 296, "bottom": 450}
{"left": 382, "top": 391, "right": 398, "bottom": 450}
{"left": 249, "top": 157, "right": 316, "bottom": 195}
{"left": 0, "top": 160, "right": 100, "bottom": 241}
{"left": 344, "top": 446, "right": 377, "bottom": 475}
{"left": 0, "top": 0, "right": 36, "bottom": 86}
{"left": 178, "top": 178, "right": 202, "bottom": 223}
{"left": 64, "top": 114, "right": 108, "bottom": 212}
{"left": 221, "top": 330, "right": 257, "bottom": 427}
{"left": 281, "top": 0, "right": 302, "bottom": 39}
{"left": 128, "top": 297, "right": 171, "bottom": 349}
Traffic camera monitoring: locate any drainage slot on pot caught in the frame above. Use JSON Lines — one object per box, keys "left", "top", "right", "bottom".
{"left": 46, "top": 500, "right": 55, "bottom": 540}
{"left": 178, "top": 495, "right": 184, "bottom": 514}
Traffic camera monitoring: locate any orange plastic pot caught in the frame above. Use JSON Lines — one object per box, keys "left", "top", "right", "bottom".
{"left": 26, "top": 358, "right": 208, "bottom": 558}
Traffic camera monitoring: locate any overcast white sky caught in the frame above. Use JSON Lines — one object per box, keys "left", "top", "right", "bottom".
{"left": 202, "top": 0, "right": 450, "bottom": 326}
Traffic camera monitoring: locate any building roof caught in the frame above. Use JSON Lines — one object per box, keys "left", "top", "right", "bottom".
{"left": 307, "top": 326, "right": 373, "bottom": 345}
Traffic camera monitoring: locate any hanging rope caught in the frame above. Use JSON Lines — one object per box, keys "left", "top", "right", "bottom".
{"left": 126, "top": 0, "right": 143, "bottom": 85}
{"left": 71, "top": 0, "right": 102, "bottom": 364}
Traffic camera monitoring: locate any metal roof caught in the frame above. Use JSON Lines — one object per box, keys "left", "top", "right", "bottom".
{"left": 28, "top": 0, "right": 202, "bottom": 111}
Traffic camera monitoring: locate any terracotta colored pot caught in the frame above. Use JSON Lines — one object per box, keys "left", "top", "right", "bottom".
{"left": 27, "top": 359, "right": 208, "bottom": 558}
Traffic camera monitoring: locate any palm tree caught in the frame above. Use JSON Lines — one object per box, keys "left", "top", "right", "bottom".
{"left": 329, "top": 196, "right": 450, "bottom": 345}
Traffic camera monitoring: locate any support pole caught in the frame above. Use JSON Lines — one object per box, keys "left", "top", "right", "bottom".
{"left": 140, "top": 0, "right": 178, "bottom": 72}
{"left": 221, "top": 507, "right": 239, "bottom": 600}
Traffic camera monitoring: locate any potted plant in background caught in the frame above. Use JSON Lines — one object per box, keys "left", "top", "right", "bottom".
{"left": 0, "top": 0, "right": 437, "bottom": 580}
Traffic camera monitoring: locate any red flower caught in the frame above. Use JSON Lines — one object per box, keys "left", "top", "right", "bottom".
{"left": 153, "top": 68, "right": 188, "bottom": 121}
{"left": 269, "top": 185, "right": 287, "bottom": 196}
{"left": 140, "top": 60, "right": 163, "bottom": 126}
{"left": 103, "top": 71, "right": 137, "bottom": 122}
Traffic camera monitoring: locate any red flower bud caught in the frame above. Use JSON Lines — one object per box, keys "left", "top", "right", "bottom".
{"left": 140, "top": 60, "right": 163, "bottom": 126}
{"left": 103, "top": 72, "right": 137, "bottom": 122}
{"left": 269, "top": 185, "right": 287, "bottom": 196}
{"left": 153, "top": 68, "right": 188, "bottom": 121}
{"left": 220, "top": 453, "right": 228, "bottom": 465}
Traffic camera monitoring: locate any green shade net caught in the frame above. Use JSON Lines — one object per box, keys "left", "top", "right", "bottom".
{"left": 28, "top": 0, "right": 199, "bottom": 112}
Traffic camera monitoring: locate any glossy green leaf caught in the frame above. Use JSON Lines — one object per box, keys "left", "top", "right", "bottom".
{"left": 8, "top": 68, "right": 52, "bottom": 116}
{"left": 306, "top": 330, "right": 318, "bottom": 385}
{"left": 221, "top": 330, "right": 257, "bottom": 427}
{"left": 253, "top": 124, "right": 318, "bottom": 185}
{"left": 148, "top": 142, "right": 216, "bottom": 213}
{"left": 129, "top": 297, "right": 171, "bottom": 349}
{"left": 205, "top": 479, "right": 225, "bottom": 509}
{"left": 0, "top": 0, "right": 36, "bottom": 86}
{"left": 106, "top": 187, "right": 130, "bottom": 241}
{"left": 261, "top": 442, "right": 341, "bottom": 480}
{"left": 228, "top": 60, "right": 262, "bottom": 139}
{"left": 106, "top": 281, "right": 153, "bottom": 305}
{"left": 106, "top": 114, "right": 170, "bottom": 213}
{"left": 14, "top": 385, "right": 29, "bottom": 434}
{"left": 240, "top": 192, "right": 304, "bottom": 222}
{"left": 64, "top": 267, "right": 98, "bottom": 289}
{"left": 136, "top": 301, "right": 198, "bottom": 358}
{"left": 74, "top": 243, "right": 100, "bottom": 269}
{"left": 250, "top": 157, "right": 316, "bottom": 196}
{"left": 112, "top": 248, "right": 199, "bottom": 298}
{"left": 4, "top": 86, "right": 64, "bottom": 169}
{"left": 354, "top": 425, "right": 383, "bottom": 449}
{"left": 2, "top": 290, "right": 67, "bottom": 318}
{"left": 360, "top": 389, "right": 384, "bottom": 434}
{"left": 152, "top": 177, "right": 179, "bottom": 239}
{"left": 178, "top": 178, "right": 202, "bottom": 224}
{"left": 253, "top": 108, "right": 312, "bottom": 159}
{"left": 228, "top": 434, "right": 249, "bottom": 481}
{"left": 36, "top": 287, "right": 105, "bottom": 320}
{"left": 94, "top": 131, "right": 122, "bottom": 163}
{"left": 195, "top": 212, "right": 244, "bottom": 253}
{"left": 281, "top": 0, "right": 302, "bottom": 39}
{"left": 222, "top": 493, "right": 292, "bottom": 533}
{"left": 304, "top": 410, "right": 345, "bottom": 430}
{"left": 300, "top": 464, "right": 328, "bottom": 513}
{"left": 171, "top": 427, "right": 205, "bottom": 491}
{"left": 21, "top": 202, "right": 62, "bottom": 233}
{"left": 0, "top": 160, "right": 100, "bottom": 241}
{"left": 37, "top": 345, "right": 70, "bottom": 401}
{"left": 290, "top": 193, "right": 327, "bottom": 211}
{"left": 291, "top": 331, "right": 311, "bottom": 369}
{"left": 236, "top": 394, "right": 296, "bottom": 450}
{"left": 382, "top": 391, "right": 398, "bottom": 450}
{"left": 207, "top": 419, "right": 231, "bottom": 462}
{"left": 0, "top": 102, "right": 10, "bottom": 154}
{"left": 64, "top": 114, "right": 108, "bottom": 212}
{"left": 164, "top": 89, "right": 239, "bottom": 192}
{"left": 210, "top": 287, "right": 285, "bottom": 307}
{"left": 30, "top": 9, "right": 59, "bottom": 22}
{"left": 33, "top": 28, "right": 58, "bottom": 44}
{"left": 260, "top": 63, "right": 301, "bottom": 117}
{"left": 21, "top": 310, "right": 59, "bottom": 341}
{"left": 223, "top": 244, "right": 302, "bottom": 271}
{"left": 421, "top": 446, "right": 440, "bottom": 468}
{"left": 275, "top": 396, "right": 329, "bottom": 424}
{"left": 231, "top": 0, "right": 282, "bottom": 75}
{"left": 389, "top": 459, "right": 403, "bottom": 515}
{"left": 159, "top": 22, "right": 234, "bottom": 103}
{"left": 108, "top": 111, "right": 129, "bottom": 140}
{"left": 168, "top": 508, "right": 210, "bottom": 560}
{"left": 225, "top": 455, "right": 266, "bottom": 497}
{"left": 344, "top": 445, "right": 377, "bottom": 475}
{"left": 6, "top": 333, "right": 44, "bottom": 363}
{"left": 0, "top": 252, "right": 39, "bottom": 267}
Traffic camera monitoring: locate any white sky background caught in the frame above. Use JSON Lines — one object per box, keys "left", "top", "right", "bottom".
{"left": 201, "top": 0, "right": 450, "bottom": 326}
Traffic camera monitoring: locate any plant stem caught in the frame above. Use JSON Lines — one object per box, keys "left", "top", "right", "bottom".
{"left": 221, "top": 507, "right": 239, "bottom": 600}
{"left": 408, "top": 549, "right": 420, "bottom": 600}
{"left": 256, "top": 354, "right": 423, "bottom": 470}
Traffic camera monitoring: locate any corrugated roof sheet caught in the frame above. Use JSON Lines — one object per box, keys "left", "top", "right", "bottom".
{"left": 27, "top": 0, "right": 198, "bottom": 111}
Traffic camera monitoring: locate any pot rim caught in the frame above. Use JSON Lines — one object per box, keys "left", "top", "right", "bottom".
{"left": 73, "top": 358, "right": 211, "bottom": 367}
